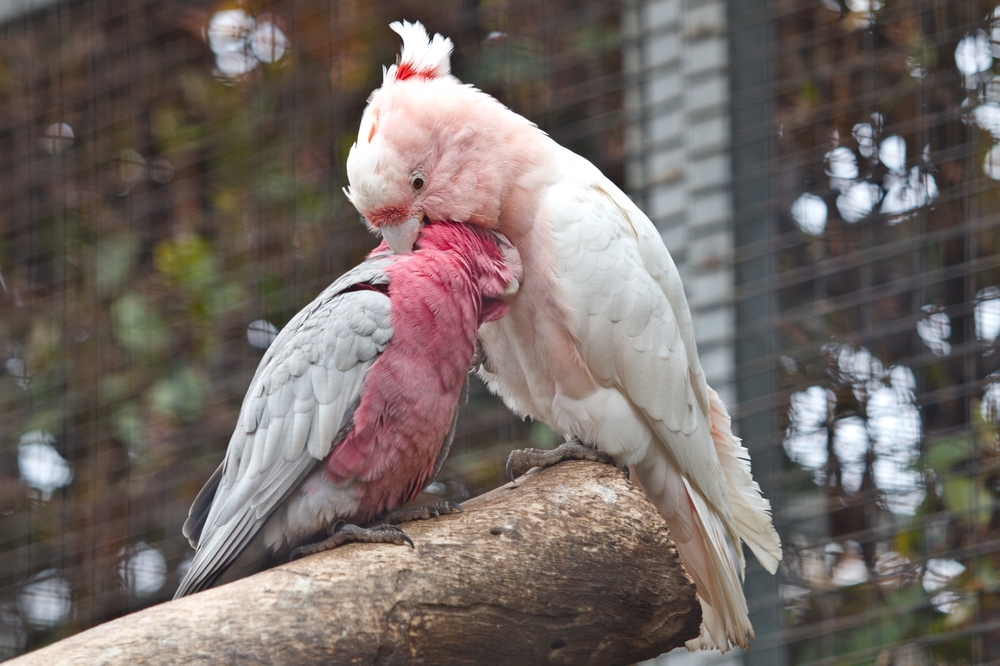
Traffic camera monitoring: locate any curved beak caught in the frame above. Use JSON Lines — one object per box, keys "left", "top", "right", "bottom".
{"left": 503, "top": 277, "right": 520, "bottom": 297}
{"left": 380, "top": 217, "right": 421, "bottom": 255}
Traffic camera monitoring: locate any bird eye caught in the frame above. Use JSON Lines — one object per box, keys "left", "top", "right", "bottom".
{"left": 410, "top": 173, "right": 425, "bottom": 192}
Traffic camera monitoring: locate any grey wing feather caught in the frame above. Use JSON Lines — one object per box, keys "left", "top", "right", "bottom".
{"left": 175, "top": 258, "right": 396, "bottom": 598}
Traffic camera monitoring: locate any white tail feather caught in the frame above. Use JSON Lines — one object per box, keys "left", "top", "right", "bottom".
{"left": 635, "top": 451, "right": 752, "bottom": 651}
{"left": 679, "top": 475, "right": 752, "bottom": 650}
{"left": 634, "top": 390, "right": 781, "bottom": 651}
{"left": 706, "top": 387, "right": 782, "bottom": 574}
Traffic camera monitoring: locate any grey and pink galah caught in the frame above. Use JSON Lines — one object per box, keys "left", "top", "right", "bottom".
{"left": 343, "top": 22, "right": 782, "bottom": 651}
{"left": 174, "top": 222, "right": 521, "bottom": 598}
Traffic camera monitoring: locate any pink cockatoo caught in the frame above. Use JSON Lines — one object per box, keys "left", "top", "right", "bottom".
{"left": 175, "top": 222, "right": 521, "bottom": 597}
{"left": 344, "top": 22, "right": 781, "bottom": 651}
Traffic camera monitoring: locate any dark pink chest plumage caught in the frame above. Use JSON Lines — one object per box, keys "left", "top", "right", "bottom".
{"left": 323, "top": 225, "right": 510, "bottom": 523}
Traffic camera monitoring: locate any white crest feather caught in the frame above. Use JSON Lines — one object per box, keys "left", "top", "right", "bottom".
{"left": 386, "top": 21, "right": 453, "bottom": 82}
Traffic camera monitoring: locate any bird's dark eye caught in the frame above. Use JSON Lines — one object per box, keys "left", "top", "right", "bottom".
{"left": 411, "top": 176, "right": 425, "bottom": 191}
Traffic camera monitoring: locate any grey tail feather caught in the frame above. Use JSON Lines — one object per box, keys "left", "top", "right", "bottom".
{"left": 175, "top": 399, "right": 362, "bottom": 598}
{"left": 182, "top": 462, "right": 224, "bottom": 549}
{"left": 174, "top": 511, "right": 259, "bottom": 598}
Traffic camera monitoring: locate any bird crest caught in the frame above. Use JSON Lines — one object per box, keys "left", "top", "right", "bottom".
{"left": 385, "top": 21, "right": 453, "bottom": 83}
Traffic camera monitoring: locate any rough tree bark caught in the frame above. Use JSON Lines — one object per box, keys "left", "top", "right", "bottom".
{"left": 9, "top": 461, "right": 701, "bottom": 666}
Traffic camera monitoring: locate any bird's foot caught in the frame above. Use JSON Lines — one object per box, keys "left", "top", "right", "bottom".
{"left": 506, "top": 440, "right": 617, "bottom": 481}
{"left": 289, "top": 522, "right": 413, "bottom": 561}
{"left": 373, "top": 501, "right": 463, "bottom": 526}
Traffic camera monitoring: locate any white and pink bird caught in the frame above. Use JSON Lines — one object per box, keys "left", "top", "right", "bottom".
{"left": 344, "top": 21, "right": 781, "bottom": 651}
{"left": 175, "top": 222, "right": 521, "bottom": 598}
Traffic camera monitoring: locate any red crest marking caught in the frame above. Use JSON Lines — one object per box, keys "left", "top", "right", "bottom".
{"left": 395, "top": 62, "right": 436, "bottom": 82}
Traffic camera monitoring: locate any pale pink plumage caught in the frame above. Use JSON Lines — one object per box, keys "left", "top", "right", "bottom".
{"left": 345, "top": 21, "right": 781, "bottom": 651}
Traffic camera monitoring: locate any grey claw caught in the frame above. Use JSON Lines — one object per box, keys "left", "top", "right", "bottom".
{"left": 372, "top": 524, "right": 413, "bottom": 548}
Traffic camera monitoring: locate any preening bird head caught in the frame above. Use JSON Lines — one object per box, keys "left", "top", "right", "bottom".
{"left": 345, "top": 21, "right": 532, "bottom": 255}
{"left": 416, "top": 222, "right": 523, "bottom": 318}
{"left": 373, "top": 221, "right": 523, "bottom": 317}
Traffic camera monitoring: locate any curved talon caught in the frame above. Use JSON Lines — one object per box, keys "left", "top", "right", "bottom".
{"left": 505, "top": 456, "right": 516, "bottom": 481}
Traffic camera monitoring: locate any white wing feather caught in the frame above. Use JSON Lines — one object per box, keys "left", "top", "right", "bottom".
{"left": 542, "top": 152, "right": 780, "bottom": 650}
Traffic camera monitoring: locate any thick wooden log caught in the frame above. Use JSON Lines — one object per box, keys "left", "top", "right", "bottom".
{"left": 9, "top": 461, "right": 701, "bottom": 666}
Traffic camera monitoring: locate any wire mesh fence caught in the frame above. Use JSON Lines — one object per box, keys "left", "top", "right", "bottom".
{"left": 0, "top": 0, "right": 623, "bottom": 656}
{"left": 5, "top": 0, "right": 1000, "bottom": 663}
{"left": 733, "top": 0, "right": 1000, "bottom": 663}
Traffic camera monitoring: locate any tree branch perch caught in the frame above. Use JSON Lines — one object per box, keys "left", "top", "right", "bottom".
{"left": 9, "top": 461, "right": 701, "bottom": 665}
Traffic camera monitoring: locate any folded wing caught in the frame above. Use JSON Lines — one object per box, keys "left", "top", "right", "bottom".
{"left": 175, "top": 259, "right": 396, "bottom": 597}
{"left": 544, "top": 166, "right": 780, "bottom": 650}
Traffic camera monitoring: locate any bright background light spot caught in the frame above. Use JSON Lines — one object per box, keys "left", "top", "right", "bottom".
{"left": 833, "top": 416, "right": 869, "bottom": 493}
{"left": 853, "top": 122, "right": 876, "bottom": 158}
{"left": 784, "top": 386, "right": 832, "bottom": 483}
{"left": 19, "top": 572, "right": 71, "bottom": 628}
{"left": 984, "top": 144, "right": 1000, "bottom": 180}
{"left": 791, "top": 193, "right": 827, "bottom": 235}
{"left": 976, "top": 287, "right": 1000, "bottom": 344}
{"left": 825, "top": 146, "right": 860, "bottom": 181}
{"left": 831, "top": 541, "right": 870, "bottom": 587}
{"left": 247, "top": 319, "right": 279, "bottom": 349}
{"left": 917, "top": 305, "right": 952, "bottom": 356}
{"left": 879, "top": 135, "right": 907, "bottom": 171}
{"left": 955, "top": 30, "right": 993, "bottom": 76}
{"left": 118, "top": 543, "right": 168, "bottom": 597}
{"left": 251, "top": 20, "right": 288, "bottom": 63}
{"left": 982, "top": 379, "right": 1000, "bottom": 423}
{"left": 18, "top": 431, "right": 72, "bottom": 501}
{"left": 38, "top": 123, "right": 74, "bottom": 155}
{"left": 923, "top": 558, "right": 966, "bottom": 613}
{"left": 973, "top": 103, "right": 1000, "bottom": 138}
{"left": 837, "top": 181, "right": 882, "bottom": 222}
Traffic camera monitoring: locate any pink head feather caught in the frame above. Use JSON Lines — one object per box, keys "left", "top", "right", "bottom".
{"left": 344, "top": 21, "right": 544, "bottom": 244}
